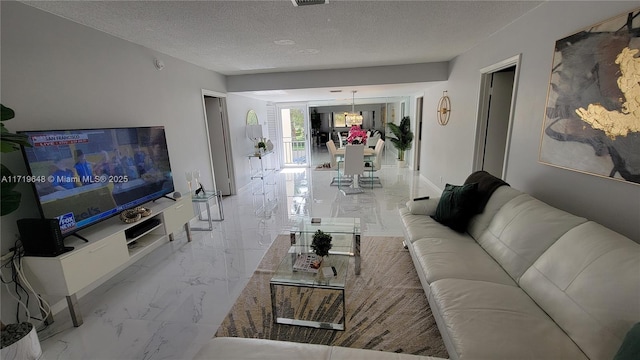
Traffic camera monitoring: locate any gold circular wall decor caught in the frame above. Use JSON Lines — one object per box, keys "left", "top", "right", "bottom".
{"left": 437, "top": 91, "right": 451, "bottom": 126}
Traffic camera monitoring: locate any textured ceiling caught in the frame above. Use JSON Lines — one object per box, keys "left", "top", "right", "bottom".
{"left": 24, "top": 0, "right": 543, "bottom": 76}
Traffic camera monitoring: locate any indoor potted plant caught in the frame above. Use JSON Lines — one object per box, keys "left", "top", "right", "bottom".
{"left": 1, "top": 104, "right": 31, "bottom": 215}
{"left": 387, "top": 116, "right": 414, "bottom": 168}
{"left": 310, "top": 230, "right": 332, "bottom": 267}
{"left": 257, "top": 140, "right": 266, "bottom": 152}
{"left": 1, "top": 105, "right": 42, "bottom": 359}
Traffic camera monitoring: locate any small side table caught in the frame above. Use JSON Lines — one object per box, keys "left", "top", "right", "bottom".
{"left": 191, "top": 190, "right": 224, "bottom": 231}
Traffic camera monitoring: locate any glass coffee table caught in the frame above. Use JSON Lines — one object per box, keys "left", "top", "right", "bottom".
{"left": 289, "top": 217, "right": 361, "bottom": 275}
{"left": 270, "top": 250, "right": 349, "bottom": 330}
{"left": 269, "top": 217, "right": 360, "bottom": 331}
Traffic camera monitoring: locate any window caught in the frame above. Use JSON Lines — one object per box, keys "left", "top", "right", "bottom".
{"left": 333, "top": 112, "right": 346, "bottom": 127}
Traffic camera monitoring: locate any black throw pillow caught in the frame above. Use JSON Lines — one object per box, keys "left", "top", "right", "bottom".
{"left": 614, "top": 322, "right": 640, "bottom": 360}
{"left": 431, "top": 183, "right": 479, "bottom": 232}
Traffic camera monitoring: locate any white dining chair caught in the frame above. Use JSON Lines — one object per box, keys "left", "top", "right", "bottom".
{"left": 337, "top": 132, "right": 346, "bottom": 148}
{"left": 328, "top": 140, "right": 352, "bottom": 187}
{"left": 339, "top": 144, "right": 365, "bottom": 194}
{"left": 326, "top": 140, "right": 338, "bottom": 168}
{"left": 360, "top": 139, "right": 384, "bottom": 188}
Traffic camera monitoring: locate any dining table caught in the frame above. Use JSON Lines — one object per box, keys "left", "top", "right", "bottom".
{"left": 334, "top": 147, "right": 375, "bottom": 157}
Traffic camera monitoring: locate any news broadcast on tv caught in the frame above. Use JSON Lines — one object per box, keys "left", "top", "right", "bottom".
{"left": 19, "top": 126, "right": 175, "bottom": 235}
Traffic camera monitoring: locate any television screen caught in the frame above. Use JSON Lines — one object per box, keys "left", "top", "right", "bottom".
{"left": 19, "top": 126, "right": 175, "bottom": 236}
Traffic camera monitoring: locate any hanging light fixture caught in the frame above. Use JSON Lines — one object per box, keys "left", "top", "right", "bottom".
{"left": 344, "top": 90, "right": 363, "bottom": 126}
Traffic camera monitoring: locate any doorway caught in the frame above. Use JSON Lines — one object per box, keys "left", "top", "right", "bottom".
{"left": 474, "top": 55, "right": 520, "bottom": 180}
{"left": 414, "top": 97, "right": 424, "bottom": 171}
{"left": 277, "top": 103, "right": 310, "bottom": 167}
{"left": 203, "top": 91, "right": 236, "bottom": 195}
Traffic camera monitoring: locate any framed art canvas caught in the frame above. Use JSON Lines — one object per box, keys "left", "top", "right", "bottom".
{"left": 539, "top": 8, "right": 640, "bottom": 185}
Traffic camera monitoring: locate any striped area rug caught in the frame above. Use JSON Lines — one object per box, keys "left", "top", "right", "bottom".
{"left": 215, "top": 235, "right": 448, "bottom": 357}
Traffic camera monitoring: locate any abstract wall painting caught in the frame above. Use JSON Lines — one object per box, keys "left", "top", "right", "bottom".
{"left": 539, "top": 8, "right": 640, "bottom": 185}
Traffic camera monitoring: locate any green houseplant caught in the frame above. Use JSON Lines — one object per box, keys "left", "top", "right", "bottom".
{"left": 1, "top": 104, "right": 31, "bottom": 216}
{"left": 387, "top": 116, "right": 414, "bottom": 166}
{"left": 311, "top": 230, "right": 333, "bottom": 258}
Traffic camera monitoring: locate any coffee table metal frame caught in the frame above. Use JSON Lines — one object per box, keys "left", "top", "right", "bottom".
{"left": 269, "top": 253, "right": 348, "bottom": 331}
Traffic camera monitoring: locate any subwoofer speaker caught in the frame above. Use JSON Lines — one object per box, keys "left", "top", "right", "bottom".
{"left": 17, "top": 218, "right": 73, "bottom": 257}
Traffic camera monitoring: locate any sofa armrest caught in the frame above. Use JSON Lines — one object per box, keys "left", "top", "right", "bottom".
{"left": 406, "top": 198, "right": 440, "bottom": 216}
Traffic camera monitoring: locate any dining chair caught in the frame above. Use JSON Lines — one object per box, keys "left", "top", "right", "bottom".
{"left": 360, "top": 139, "right": 384, "bottom": 188}
{"left": 328, "top": 140, "right": 352, "bottom": 187}
{"left": 337, "top": 132, "right": 345, "bottom": 148}
{"left": 339, "top": 144, "right": 365, "bottom": 195}
{"left": 326, "top": 140, "right": 338, "bottom": 168}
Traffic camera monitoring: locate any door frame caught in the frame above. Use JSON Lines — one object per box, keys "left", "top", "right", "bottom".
{"left": 275, "top": 102, "right": 310, "bottom": 167}
{"left": 413, "top": 96, "right": 423, "bottom": 171}
{"left": 201, "top": 89, "right": 237, "bottom": 194}
{"left": 473, "top": 54, "right": 521, "bottom": 180}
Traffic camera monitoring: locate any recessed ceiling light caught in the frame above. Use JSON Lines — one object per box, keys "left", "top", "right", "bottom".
{"left": 297, "top": 49, "right": 319, "bottom": 54}
{"left": 274, "top": 39, "right": 295, "bottom": 46}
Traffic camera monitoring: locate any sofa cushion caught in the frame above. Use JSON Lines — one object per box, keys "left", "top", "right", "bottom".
{"left": 476, "top": 193, "right": 587, "bottom": 281}
{"left": 429, "top": 278, "right": 588, "bottom": 360}
{"left": 400, "top": 207, "right": 472, "bottom": 245}
{"left": 520, "top": 221, "right": 640, "bottom": 360}
{"left": 466, "top": 185, "right": 522, "bottom": 240}
{"left": 195, "top": 337, "right": 446, "bottom": 360}
{"left": 406, "top": 197, "right": 440, "bottom": 216}
{"left": 432, "top": 183, "right": 479, "bottom": 232}
{"left": 194, "top": 337, "right": 330, "bottom": 360}
{"left": 412, "top": 237, "right": 516, "bottom": 286}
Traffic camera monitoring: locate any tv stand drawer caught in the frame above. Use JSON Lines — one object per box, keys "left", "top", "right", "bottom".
{"left": 24, "top": 233, "right": 129, "bottom": 296}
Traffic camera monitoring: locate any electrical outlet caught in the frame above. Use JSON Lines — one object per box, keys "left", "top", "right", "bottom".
{"left": 439, "top": 176, "right": 443, "bottom": 184}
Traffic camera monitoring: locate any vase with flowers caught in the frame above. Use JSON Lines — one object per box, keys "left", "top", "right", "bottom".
{"left": 347, "top": 125, "right": 367, "bottom": 145}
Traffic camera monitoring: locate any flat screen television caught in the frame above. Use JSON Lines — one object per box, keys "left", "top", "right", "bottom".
{"left": 19, "top": 126, "right": 175, "bottom": 237}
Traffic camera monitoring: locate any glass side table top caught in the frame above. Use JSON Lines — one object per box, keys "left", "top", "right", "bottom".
{"left": 191, "top": 191, "right": 217, "bottom": 202}
{"left": 293, "top": 217, "right": 360, "bottom": 235}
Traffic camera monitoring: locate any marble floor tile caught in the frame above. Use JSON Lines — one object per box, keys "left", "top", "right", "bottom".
{"left": 38, "top": 162, "right": 440, "bottom": 359}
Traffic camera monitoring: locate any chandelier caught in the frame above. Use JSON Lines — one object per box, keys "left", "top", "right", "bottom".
{"left": 344, "top": 90, "right": 363, "bottom": 126}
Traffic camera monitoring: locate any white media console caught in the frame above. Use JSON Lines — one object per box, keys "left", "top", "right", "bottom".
{"left": 22, "top": 196, "right": 194, "bottom": 327}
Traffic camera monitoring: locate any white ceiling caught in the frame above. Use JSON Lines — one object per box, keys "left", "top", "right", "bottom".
{"left": 23, "top": 0, "right": 544, "bottom": 102}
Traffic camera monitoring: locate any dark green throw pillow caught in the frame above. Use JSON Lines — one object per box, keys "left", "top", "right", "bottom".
{"left": 614, "top": 322, "right": 640, "bottom": 360}
{"left": 431, "top": 183, "right": 478, "bottom": 232}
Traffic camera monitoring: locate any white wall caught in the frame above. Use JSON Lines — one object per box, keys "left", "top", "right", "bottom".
{"left": 417, "top": 1, "right": 640, "bottom": 242}
{"left": 0, "top": 2, "right": 228, "bottom": 321}
{"left": 225, "top": 94, "right": 270, "bottom": 190}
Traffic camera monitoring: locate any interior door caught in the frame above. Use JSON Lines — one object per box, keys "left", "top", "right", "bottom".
{"left": 482, "top": 68, "right": 515, "bottom": 178}
{"left": 277, "top": 103, "right": 309, "bottom": 167}
{"left": 204, "top": 96, "right": 232, "bottom": 195}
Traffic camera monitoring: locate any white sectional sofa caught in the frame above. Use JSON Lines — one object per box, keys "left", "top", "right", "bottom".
{"left": 194, "top": 337, "right": 446, "bottom": 359}
{"left": 194, "top": 172, "right": 638, "bottom": 360}
{"left": 399, "top": 174, "right": 640, "bottom": 360}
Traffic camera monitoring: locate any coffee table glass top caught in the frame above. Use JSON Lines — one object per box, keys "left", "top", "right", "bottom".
{"left": 294, "top": 217, "right": 360, "bottom": 235}
{"left": 290, "top": 217, "right": 360, "bottom": 256}
{"left": 271, "top": 252, "right": 349, "bottom": 288}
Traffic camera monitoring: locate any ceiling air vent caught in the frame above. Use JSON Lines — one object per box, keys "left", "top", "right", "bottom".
{"left": 291, "top": 0, "right": 328, "bottom": 6}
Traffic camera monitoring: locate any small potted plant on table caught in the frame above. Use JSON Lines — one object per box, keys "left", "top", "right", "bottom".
{"left": 310, "top": 230, "right": 332, "bottom": 268}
